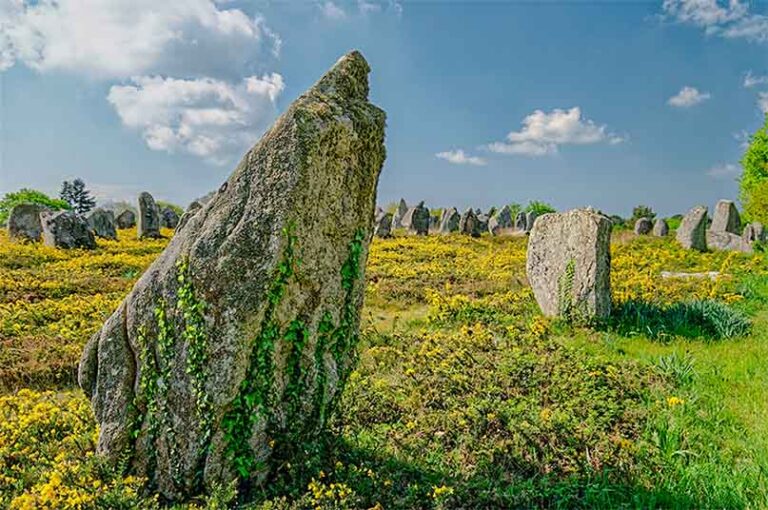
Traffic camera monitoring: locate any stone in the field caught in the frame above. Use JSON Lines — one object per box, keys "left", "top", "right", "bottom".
{"left": 710, "top": 199, "right": 741, "bottom": 234}
{"left": 514, "top": 211, "right": 526, "bottom": 231}
{"left": 137, "top": 192, "right": 162, "bottom": 239}
{"left": 391, "top": 198, "right": 408, "bottom": 229}
{"left": 459, "top": 207, "right": 481, "bottom": 237}
{"left": 87, "top": 208, "right": 118, "bottom": 240}
{"left": 488, "top": 205, "right": 512, "bottom": 235}
{"left": 439, "top": 207, "right": 460, "bottom": 233}
{"left": 743, "top": 222, "right": 766, "bottom": 244}
{"left": 476, "top": 211, "right": 489, "bottom": 233}
{"left": 161, "top": 207, "right": 180, "bottom": 229}
{"left": 526, "top": 208, "right": 612, "bottom": 320}
{"left": 633, "top": 217, "right": 652, "bottom": 235}
{"left": 707, "top": 230, "right": 752, "bottom": 253}
{"left": 375, "top": 211, "right": 393, "bottom": 238}
{"left": 41, "top": 210, "right": 96, "bottom": 249}
{"left": 652, "top": 218, "right": 669, "bottom": 237}
{"left": 408, "top": 201, "right": 430, "bottom": 235}
{"left": 116, "top": 210, "right": 136, "bottom": 229}
{"left": 78, "top": 51, "right": 386, "bottom": 501}
{"left": 525, "top": 211, "right": 538, "bottom": 233}
{"left": 7, "top": 203, "right": 48, "bottom": 242}
{"left": 676, "top": 206, "right": 708, "bottom": 251}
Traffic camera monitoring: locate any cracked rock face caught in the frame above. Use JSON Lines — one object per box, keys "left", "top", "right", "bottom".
{"left": 526, "top": 209, "right": 612, "bottom": 320}
{"left": 710, "top": 199, "right": 741, "bottom": 235}
{"left": 41, "top": 210, "right": 96, "bottom": 249}
{"left": 676, "top": 206, "right": 708, "bottom": 252}
{"left": 78, "top": 51, "right": 386, "bottom": 501}
{"left": 8, "top": 203, "right": 48, "bottom": 242}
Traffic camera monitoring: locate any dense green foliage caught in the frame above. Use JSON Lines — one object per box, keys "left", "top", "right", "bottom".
{"left": 631, "top": 204, "right": 656, "bottom": 222}
{"left": 60, "top": 178, "right": 96, "bottom": 215}
{"left": 740, "top": 115, "right": 768, "bottom": 223}
{"left": 525, "top": 200, "right": 556, "bottom": 216}
{"left": 0, "top": 188, "right": 70, "bottom": 225}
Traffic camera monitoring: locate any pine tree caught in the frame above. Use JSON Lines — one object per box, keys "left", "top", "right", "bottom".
{"left": 60, "top": 178, "right": 96, "bottom": 214}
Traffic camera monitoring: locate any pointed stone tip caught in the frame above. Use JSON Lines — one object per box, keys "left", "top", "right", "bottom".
{"left": 315, "top": 50, "right": 371, "bottom": 101}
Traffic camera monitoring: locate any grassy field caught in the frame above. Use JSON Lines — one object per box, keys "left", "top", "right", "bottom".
{"left": 1, "top": 228, "right": 768, "bottom": 508}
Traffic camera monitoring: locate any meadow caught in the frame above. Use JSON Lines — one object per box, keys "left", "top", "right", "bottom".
{"left": 2, "top": 227, "right": 768, "bottom": 509}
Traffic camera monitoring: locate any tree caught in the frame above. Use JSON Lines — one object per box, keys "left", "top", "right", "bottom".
{"left": 526, "top": 200, "right": 556, "bottom": 216}
{"left": 0, "top": 188, "right": 70, "bottom": 226}
{"left": 60, "top": 178, "right": 96, "bottom": 215}
{"left": 507, "top": 202, "right": 523, "bottom": 219}
{"left": 740, "top": 116, "right": 768, "bottom": 223}
{"left": 630, "top": 205, "right": 656, "bottom": 223}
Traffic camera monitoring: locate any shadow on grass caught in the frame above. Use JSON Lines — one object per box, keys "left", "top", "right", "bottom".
{"left": 607, "top": 299, "right": 751, "bottom": 341}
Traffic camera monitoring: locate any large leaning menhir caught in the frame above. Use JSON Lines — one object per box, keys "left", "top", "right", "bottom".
{"left": 78, "top": 51, "right": 386, "bottom": 500}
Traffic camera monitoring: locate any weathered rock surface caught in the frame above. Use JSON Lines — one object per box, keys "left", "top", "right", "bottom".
{"left": 526, "top": 209, "right": 612, "bottom": 320}
{"left": 743, "top": 222, "right": 765, "bottom": 244}
{"left": 439, "top": 207, "right": 460, "bottom": 233}
{"left": 161, "top": 207, "right": 180, "bottom": 229}
{"left": 88, "top": 208, "right": 118, "bottom": 240}
{"left": 459, "top": 208, "right": 481, "bottom": 237}
{"left": 407, "top": 201, "right": 430, "bottom": 235}
{"left": 707, "top": 230, "right": 752, "bottom": 253}
{"left": 8, "top": 203, "right": 48, "bottom": 242}
{"left": 710, "top": 199, "right": 741, "bottom": 234}
{"left": 676, "top": 206, "right": 708, "bottom": 251}
{"left": 78, "top": 51, "right": 386, "bottom": 501}
{"left": 476, "top": 211, "right": 489, "bottom": 234}
{"left": 488, "top": 205, "right": 512, "bottom": 235}
{"left": 116, "top": 210, "right": 136, "bottom": 229}
{"left": 391, "top": 198, "right": 408, "bottom": 229}
{"left": 374, "top": 211, "right": 393, "bottom": 238}
{"left": 514, "top": 211, "right": 526, "bottom": 231}
{"left": 652, "top": 218, "right": 669, "bottom": 237}
{"left": 525, "top": 211, "right": 538, "bottom": 233}
{"left": 41, "top": 210, "right": 96, "bottom": 249}
{"left": 138, "top": 192, "right": 162, "bottom": 239}
{"left": 176, "top": 202, "right": 204, "bottom": 234}
{"left": 634, "top": 218, "right": 652, "bottom": 235}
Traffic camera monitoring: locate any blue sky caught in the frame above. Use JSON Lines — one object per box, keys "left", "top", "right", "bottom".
{"left": 2, "top": 0, "right": 768, "bottom": 217}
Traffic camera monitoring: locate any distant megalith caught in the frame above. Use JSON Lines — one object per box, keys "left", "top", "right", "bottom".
{"left": 488, "top": 205, "right": 512, "bottom": 235}
{"left": 514, "top": 211, "right": 526, "bottom": 231}
{"left": 439, "top": 207, "right": 460, "bottom": 233}
{"left": 88, "top": 208, "right": 118, "bottom": 240}
{"left": 676, "top": 206, "right": 708, "bottom": 251}
{"left": 634, "top": 218, "right": 652, "bottom": 235}
{"left": 459, "top": 207, "right": 481, "bottom": 237}
{"left": 161, "top": 207, "right": 180, "bottom": 229}
{"left": 408, "top": 201, "right": 430, "bottom": 235}
{"left": 116, "top": 210, "right": 136, "bottom": 229}
{"left": 137, "top": 192, "right": 162, "bottom": 239}
{"left": 78, "top": 51, "right": 386, "bottom": 501}
{"left": 710, "top": 199, "right": 741, "bottom": 234}
{"left": 8, "top": 203, "right": 48, "bottom": 242}
{"left": 652, "top": 218, "right": 669, "bottom": 237}
{"left": 743, "top": 222, "right": 766, "bottom": 244}
{"left": 476, "top": 210, "right": 489, "bottom": 233}
{"left": 391, "top": 198, "right": 408, "bottom": 229}
{"left": 41, "top": 210, "right": 96, "bottom": 249}
{"left": 374, "top": 211, "right": 393, "bottom": 238}
{"left": 525, "top": 211, "right": 538, "bottom": 233}
{"left": 526, "top": 208, "right": 612, "bottom": 320}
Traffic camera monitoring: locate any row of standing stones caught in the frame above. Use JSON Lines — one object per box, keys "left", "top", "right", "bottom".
{"left": 373, "top": 200, "right": 539, "bottom": 238}
{"left": 6, "top": 192, "right": 183, "bottom": 249}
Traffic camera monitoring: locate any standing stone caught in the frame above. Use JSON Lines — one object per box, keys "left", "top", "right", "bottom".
{"left": 707, "top": 230, "right": 752, "bottom": 253}
{"left": 7, "top": 203, "right": 48, "bottom": 242}
{"left": 116, "top": 210, "right": 136, "bottom": 229}
{"left": 710, "top": 199, "right": 741, "bottom": 234}
{"left": 652, "top": 218, "right": 669, "bottom": 237}
{"left": 676, "top": 206, "right": 708, "bottom": 251}
{"left": 87, "top": 208, "right": 118, "bottom": 240}
{"left": 77, "top": 51, "right": 386, "bottom": 501}
{"left": 743, "top": 222, "right": 766, "bottom": 244}
{"left": 161, "top": 207, "right": 180, "bottom": 230}
{"left": 439, "top": 207, "right": 460, "bottom": 233}
{"left": 374, "top": 211, "right": 393, "bottom": 238}
{"left": 633, "top": 217, "right": 653, "bottom": 235}
{"left": 488, "top": 205, "right": 513, "bottom": 235}
{"left": 526, "top": 208, "right": 612, "bottom": 320}
{"left": 525, "top": 211, "right": 538, "bottom": 233}
{"left": 408, "top": 201, "right": 430, "bottom": 236}
{"left": 476, "top": 211, "right": 489, "bottom": 234}
{"left": 137, "top": 192, "right": 162, "bottom": 239}
{"left": 514, "top": 211, "right": 526, "bottom": 231}
{"left": 459, "top": 208, "right": 481, "bottom": 237}
{"left": 41, "top": 210, "right": 96, "bottom": 249}
{"left": 391, "top": 198, "right": 408, "bottom": 229}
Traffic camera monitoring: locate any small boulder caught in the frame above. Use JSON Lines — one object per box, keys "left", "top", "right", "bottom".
{"left": 710, "top": 199, "right": 741, "bottom": 234}
{"left": 408, "top": 201, "right": 430, "bottom": 236}
{"left": 137, "top": 192, "right": 162, "bottom": 239}
{"left": 87, "top": 208, "right": 117, "bottom": 240}
{"left": 8, "top": 203, "right": 48, "bottom": 242}
{"left": 439, "top": 207, "right": 460, "bottom": 233}
{"left": 652, "top": 218, "right": 669, "bottom": 237}
{"left": 707, "top": 231, "right": 752, "bottom": 253}
{"left": 743, "top": 222, "right": 765, "bottom": 244}
{"left": 526, "top": 208, "right": 612, "bottom": 320}
{"left": 634, "top": 217, "right": 653, "bottom": 235}
{"left": 41, "top": 210, "right": 96, "bottom": 249}
{"left": 116, "top": 210, "right": 136, "bottom": 229}
{"left": 676, "top": 206, "right": 708, "bottom": 251}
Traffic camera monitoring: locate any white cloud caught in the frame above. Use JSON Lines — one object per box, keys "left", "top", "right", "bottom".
{"left": 321, "top": 1, "right": 347, "bottom": 20}
{"left": 759, "top": 92, "right": 768, "bottom": 114}
{"left": 0, "top": 0, "right": 280, "bottom": 78}
{"left": 707, "top": 163, "right": 741, "bottom": 178}
{"left": 734, "top": 129, "right": 751, "bottom": 149}
{"left": 485, "top": 107, "right": 624, "bottom": 157}
{"left": 663, "top": 0, "right": 768, "bottom": 43}
{"left": 435, "top": 149, "right": 487, "bottom": 166}
{"left": 667, "top": 86, "right": 711, "bottom": 107}
{"left": 744, "top": 70, "right": 768, "bottom": 88}
{"left": 107, "top": 73, "right": 284, "bottom": 163}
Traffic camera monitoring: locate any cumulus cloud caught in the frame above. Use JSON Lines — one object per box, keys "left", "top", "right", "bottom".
{"left": 707, "top": 163, "right": 741, "bottom": 178}
{"left": 435, "top": 149, "right": 487, "bottom": 166}
{"left": 321, "top": 1, "right": 347, "bottom": 20}
{"left": 107, "top": 73, "right": 284, "bottom": 163}
{"left": 485, "top": 107, "right": 624, "bottom": 157}
{"left": 663, "top": 0, "right": 768, "bottom": 43}
{"left": 0, "top": 0, "right": 280, "bottom": 78}
{"left": 667, "top": 86, "right": 711, "bottom": 107}
{"left": 744, "top": 70, "right": 768, "bottom": 88}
